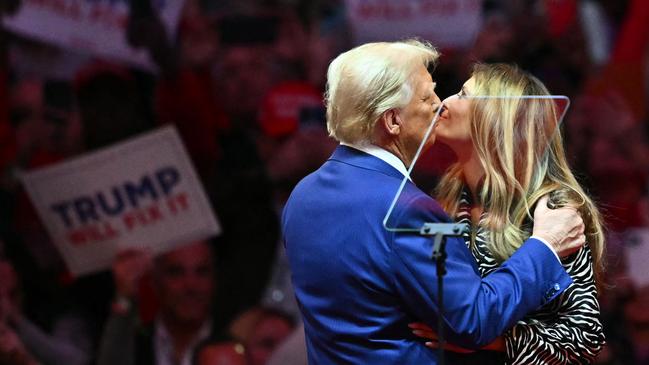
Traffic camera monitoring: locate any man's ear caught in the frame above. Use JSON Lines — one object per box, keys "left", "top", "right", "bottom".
{"left": 380, "top": 109, "right": 401, "bottom": 136}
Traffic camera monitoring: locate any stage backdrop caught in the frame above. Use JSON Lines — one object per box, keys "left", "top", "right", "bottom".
{"left": 21, "top": 126, "right": 221, "bottom": 276}
{"left": 345, "top": 0, "right": 482, "bottom": 49}
{"left": 1, "top": 0, "right": 185, "bottom": 70}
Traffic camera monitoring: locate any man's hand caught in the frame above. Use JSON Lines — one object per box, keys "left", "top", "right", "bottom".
{"left": 409, "top": 322, "right": 505, "bottom": 353}
{"left": 533, "top": 195, "right": 586, "bottom": 258}
{"left": 112, "top": 249, "right": 152, "bottom": 300}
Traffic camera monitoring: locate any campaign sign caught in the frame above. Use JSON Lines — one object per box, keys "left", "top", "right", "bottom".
{"left": 1, "top": 0, "right": 185, "bottom": 69}
{"left": 21, "top": 126, "right": 221, "bottom": 276}
{"left": 345, "top": 0, "right": 482, "bottom": 49}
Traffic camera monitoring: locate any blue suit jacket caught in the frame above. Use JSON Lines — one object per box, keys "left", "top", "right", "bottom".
{"left": 282, "top": 146, "right": 572, "bottom": 364}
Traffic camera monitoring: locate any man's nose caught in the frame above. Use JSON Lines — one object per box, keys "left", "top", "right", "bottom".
{"left": 431, "top": 93, "right": 442, "bottom": 105}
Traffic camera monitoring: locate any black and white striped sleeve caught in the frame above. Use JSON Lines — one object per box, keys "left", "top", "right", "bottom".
{"left": 503, "top": 244, "right": 605, "bottom": 365}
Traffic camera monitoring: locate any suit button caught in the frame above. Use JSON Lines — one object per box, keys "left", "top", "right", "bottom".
{"left": 544, "top": 283, "right": 561, "bottom": 300}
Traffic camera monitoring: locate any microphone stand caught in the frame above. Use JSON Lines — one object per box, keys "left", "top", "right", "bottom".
{"left": 419, "top": 222, "right": 468, "bottom": 365}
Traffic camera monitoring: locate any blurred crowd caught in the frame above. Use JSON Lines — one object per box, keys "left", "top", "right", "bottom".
{"left": 0, "top": 0, "right": 648, "bottom": 364}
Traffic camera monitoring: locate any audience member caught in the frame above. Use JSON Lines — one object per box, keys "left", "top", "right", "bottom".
{"left": 97, "top": 241, "right": 217, "bottom": 365}
{"left": 194, "top": 340, "right": 245, "bottom": 365}
{"left": 243, "top": 307, "right": 294, "bottom": 365}
{"left": 0, "top": 259, "right": 92, "bottom": 365}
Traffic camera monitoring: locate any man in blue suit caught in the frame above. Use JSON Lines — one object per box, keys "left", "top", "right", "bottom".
{"left": 282, "top": 39, "right": 585, "bottom": 364}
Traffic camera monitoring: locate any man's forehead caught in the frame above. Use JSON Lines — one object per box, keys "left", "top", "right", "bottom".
{"left": 418, "top": 78, "right": 436, "bottom": 92}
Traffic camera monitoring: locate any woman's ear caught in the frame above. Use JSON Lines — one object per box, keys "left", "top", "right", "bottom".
{"left": 381, "top": 109, "right": 401, "bottom": 136}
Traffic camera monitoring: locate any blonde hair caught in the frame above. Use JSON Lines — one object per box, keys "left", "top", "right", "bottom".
{"left": 325, "top": 39, "right": 439, "bottom": 144}
{"left": 435, "top": 63, "right": 606, "bottom": 287}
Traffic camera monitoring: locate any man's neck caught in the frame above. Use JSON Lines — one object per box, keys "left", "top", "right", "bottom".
{"left": 372, "top": 138, "right": 411, "bottom": 169}
{"left": 344, "top": 140, "right": 410, "bottom": 179}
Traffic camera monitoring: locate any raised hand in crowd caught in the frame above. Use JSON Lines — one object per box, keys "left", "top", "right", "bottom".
{"left": 111, "top": 249, "right": 152, "bottom": 311}
{"left": 125, "top": 0, "right": 174, "bottom": 72}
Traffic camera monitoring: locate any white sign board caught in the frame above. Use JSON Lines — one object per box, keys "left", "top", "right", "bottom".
{"left": 21, "top": 126, "right": 221, "bottom": 276}
{"left": 624, "top": 228, "right": 649, "bottom": 289}
{"left": 345, "top": 0, "right": 482, "bottom": 49}
{"left": 2, "top": 0, "right": 185, "bottom": 70}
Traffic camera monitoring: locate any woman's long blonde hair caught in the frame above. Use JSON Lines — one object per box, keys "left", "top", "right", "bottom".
{"left": 435, "top": 63, "right": 605, "bottom": 287}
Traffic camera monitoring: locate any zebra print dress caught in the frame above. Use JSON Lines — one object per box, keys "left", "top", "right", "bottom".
{"left": 456, "top": 189, "right": 605, "bottom": 365}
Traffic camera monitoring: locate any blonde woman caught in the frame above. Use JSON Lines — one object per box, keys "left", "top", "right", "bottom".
{"left": 412, "top": 63, "right": 606, "bottom": 364}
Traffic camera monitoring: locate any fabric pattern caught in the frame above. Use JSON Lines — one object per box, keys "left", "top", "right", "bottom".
{"left": 456, "top": 189, "right": 605, "bottom": 365}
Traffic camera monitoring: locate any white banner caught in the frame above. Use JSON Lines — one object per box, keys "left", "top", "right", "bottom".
{"left": 21, "top": 126, "right": 221, "bottom": 276}
{"left": 1, "top": 0, "right": 185, "bottom": 70}
{"left": 345, "top": 0, "right": 482, "bottom": 49}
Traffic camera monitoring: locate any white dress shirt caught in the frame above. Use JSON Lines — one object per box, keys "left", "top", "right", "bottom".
{"left": 153, "top": 319, "right": 211, "bottom": 365}
{"left": 341, "top": 141, "right": 410, "bottom": 178}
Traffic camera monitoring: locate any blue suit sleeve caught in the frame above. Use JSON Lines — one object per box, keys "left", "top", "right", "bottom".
{"left": 388, "top": 195, "right": 573, "bottom": 348}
